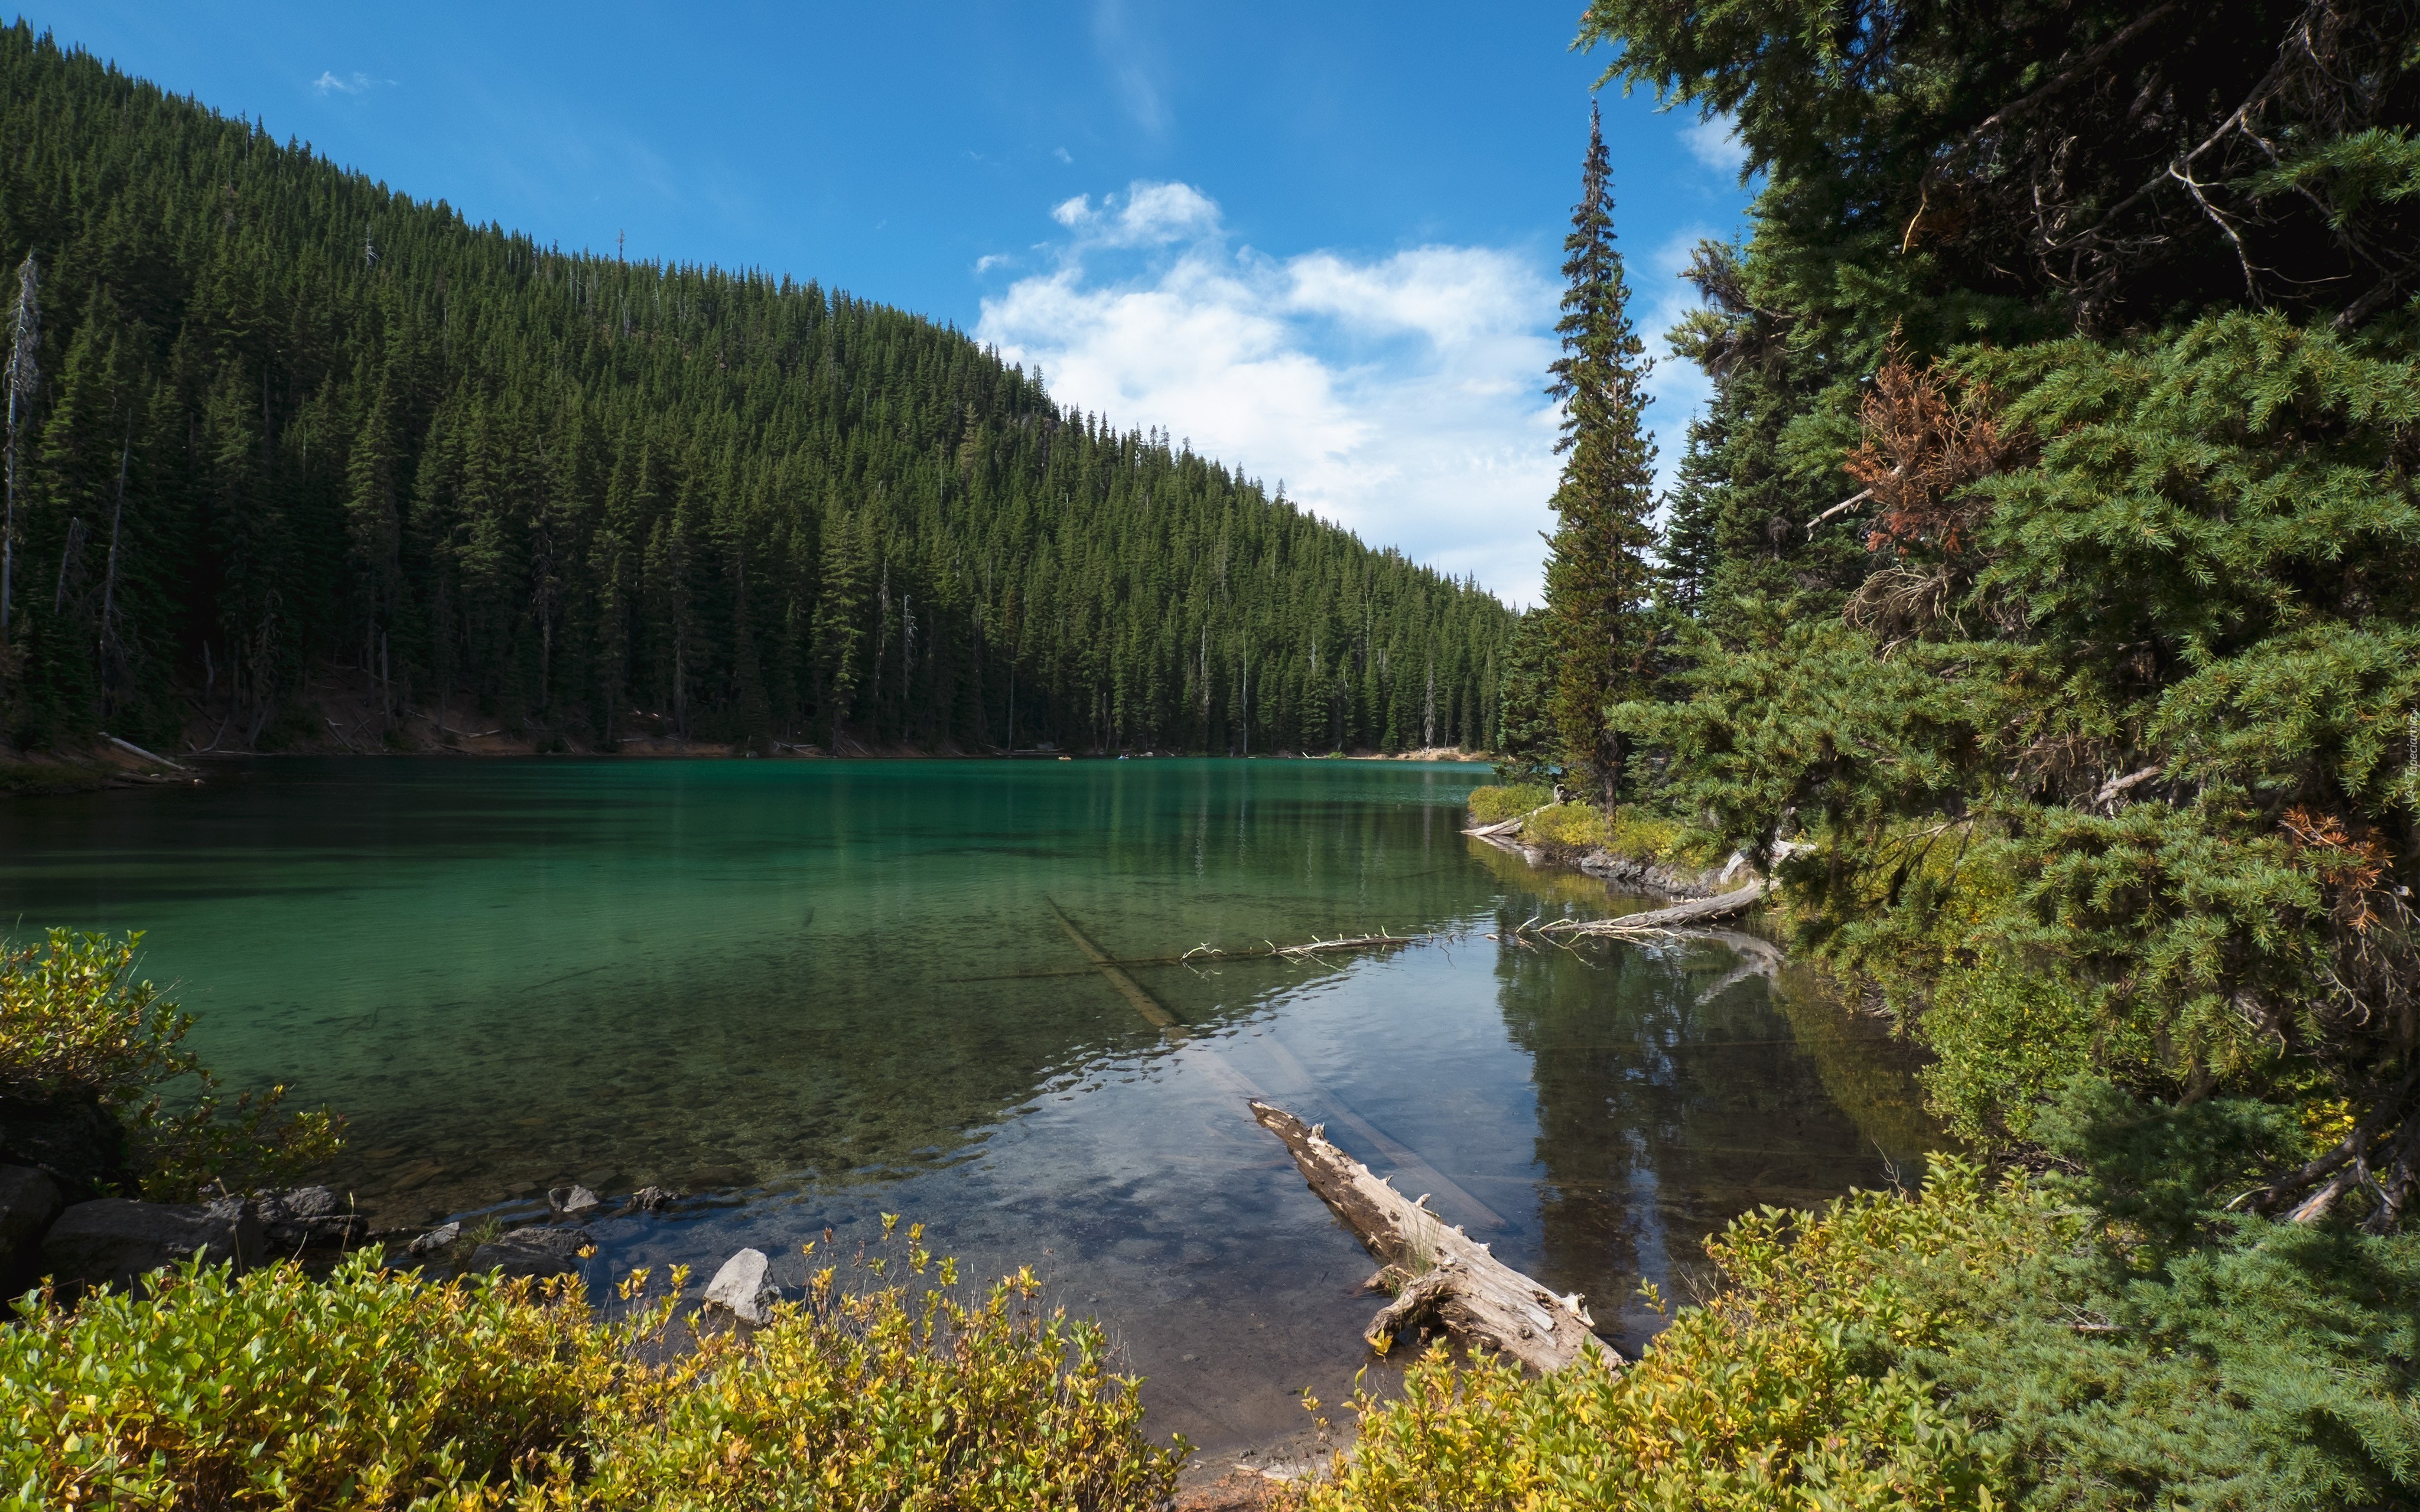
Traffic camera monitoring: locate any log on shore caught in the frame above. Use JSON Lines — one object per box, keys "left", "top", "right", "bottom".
{"left": 1250, "top": 1101, "right": 1617, "bottom": 1374}
{"left": 1537, "top": 878, "right": 1771, "bottom": 936}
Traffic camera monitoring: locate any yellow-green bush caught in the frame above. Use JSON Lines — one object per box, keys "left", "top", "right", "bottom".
{"left": 0, "top": 930, "right": 340, "bottom": 1199}
{"left": 1, "top": 1225, "right": 1183, "bottom": 1510}
{"left": 1518, "top": 803, "right": 1610, "bottom": 850}
{"left": 1299, "top": 1159, "right": 2024, "bottom": 1512}
{"left": 1464, "top": 784, "right": 1550, "bottom": 825}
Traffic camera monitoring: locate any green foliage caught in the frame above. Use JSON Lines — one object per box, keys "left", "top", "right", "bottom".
{"left": 1464, "top": 783, "right": 1550, "bottom": 825}
{"left": 0, "top": 929, "right": 338, "bottom": 1199}
{"left": 3, "top": 1254, "right": 601, "bottom": 1507}
{"left": 1302, "top": 1158, "right": 2015, "bottom": 1512}
{"left": 0, "top": 26, "right": 1513, "bottom": 757}
{"left": 1490, "top": 608, "right": 1557, "bottom": 780}
{"left": 1521, "top": 802, "right": 1612, "bottom": 851}
{"left": 1541, "top": 105, "right": 1659, "bottom": 807}
{"left": 1307, "top": 1135, "right": 2420, "bottom": 1510}
{"left": 1, "top": 1230, "right": 1182, "bottom": 1510}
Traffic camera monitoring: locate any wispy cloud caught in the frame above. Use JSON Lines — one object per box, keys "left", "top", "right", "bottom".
{"left": 1091, "top": 0, "right": 1171, "bottom": 135}
{"left": 980, "top": 181, "right": 1564, "bottom": 604}
{"left": 312, "top": 70, "right": 384, "bottom": 96}
{"left": 1053, "top": 146, "right": 1075, "bottom": 165}
{"left": 1679, "top": 112, "right": 1745, "bottom": 177}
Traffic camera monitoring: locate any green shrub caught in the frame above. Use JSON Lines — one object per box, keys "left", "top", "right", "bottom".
{"left": 2, "top": 1253, "right": 602, "bottom": 1508}
{"left": 0, "top": 929, "right": 338, "bottom": 1199}
{"left": 1305, "top": 1115, "right": 2420, "bottom": 1511}
{"left": 1301, "top": 1157, "right": 2015, "bottom": 1512}
{"left": 1521, "top": 802, "right": 1611, "bottom": 850}
{"left": 0, "top": 1224, "right": 1185, "bottom": 1510}
{"left": 571, "top": 1228, "right": 1181, "bottom": 1509}
{"left": 1465, "top": 784, "right": 1550, "bottom": 825}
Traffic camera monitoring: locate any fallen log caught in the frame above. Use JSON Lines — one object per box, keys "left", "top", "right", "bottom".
{"left": 1461, "top": 801, "right": 1554, "bottom": 840}
{"left": 1251, "top": 1100, "right": 1617, "bottom": 1374}
{"left": 1533, "top": 878, "right": 1771, "bottom": 936}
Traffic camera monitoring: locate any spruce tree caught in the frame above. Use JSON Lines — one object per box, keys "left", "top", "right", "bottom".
{"left": 1541, "top": 104, "right": 1657, "bottom": 809}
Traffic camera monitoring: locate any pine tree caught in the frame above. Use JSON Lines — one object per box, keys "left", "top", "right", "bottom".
{"left": 1541, "top": 104, "right": 1657, "bottom": 809}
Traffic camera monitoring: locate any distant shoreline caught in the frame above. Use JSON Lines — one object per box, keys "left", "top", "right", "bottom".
{"left": 1, "top": 730, "right": 1493, "bottom": 794}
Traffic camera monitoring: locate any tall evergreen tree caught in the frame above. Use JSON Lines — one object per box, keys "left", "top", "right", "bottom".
{"left": 1541, "top": 105, "right": 1658, "bottom": 808}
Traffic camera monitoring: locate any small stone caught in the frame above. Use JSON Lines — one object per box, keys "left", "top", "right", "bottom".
{"left": 626, "top": 1185, "right": 681, "bottom": 1213}
{"left": 548, "top": 1184, "right": 601, "bottom": 1216}
{"left": 406, "top": 1221, "right": 461, "bottom": 1256}
{"left": 704, "top": 1247, "right": 776, "bottom": 1324}
{"left": 41, "top": 1197, "right": 264, "bottom": 1296}
{"left": 0, "top": 1164, "right": 65, "bottom": 1285}
{"left": 469, "top": 1226, "right": 593, "bottom": 1280}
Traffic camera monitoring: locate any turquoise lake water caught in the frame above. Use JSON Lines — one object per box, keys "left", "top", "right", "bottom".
{"left": 0, "top": 756, "right": 1936, "bottom": 1451}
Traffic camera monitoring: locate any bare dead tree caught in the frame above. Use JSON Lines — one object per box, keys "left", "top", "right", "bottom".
{"left": 1, "top": 250, "right": 38, "bottom": 659}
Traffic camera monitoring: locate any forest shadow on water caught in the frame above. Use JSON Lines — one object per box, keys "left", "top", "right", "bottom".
{"left": 0, "top": 756, "right": 1941, "bottom": 1452}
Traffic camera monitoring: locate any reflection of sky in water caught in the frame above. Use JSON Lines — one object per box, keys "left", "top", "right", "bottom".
{"left": 0, "top": 757, "right": 1938, "bottom": 1451}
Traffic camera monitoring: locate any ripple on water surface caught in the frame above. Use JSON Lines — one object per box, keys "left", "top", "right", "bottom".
{"left": 0, "top": 756, "right": 1940, "bottom": 1452}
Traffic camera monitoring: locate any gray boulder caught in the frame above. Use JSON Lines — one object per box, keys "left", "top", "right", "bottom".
{"left": 0, "top": 1164, "right": 65, "bottom": 1287}
{"left": 548, "top": 1184, "right": 601, "bottom": 1216}
{"left": 41, "top": 1197, "right": 264, "bottom": 1296}
{"left": 469, "top": 1225, "right": 593, "bottom": 1280}
{"left": 255, "top": 1185, "right": 369, "bottom": 1252}
{"left": 405, "top": 1220, "right": 461, "bottom": 1257}
{"left": 704, "top": 1246, "right": 779, "bottom": 1325}
{"left": 0, "top": 1090, "right": 130, "bottom": 1200}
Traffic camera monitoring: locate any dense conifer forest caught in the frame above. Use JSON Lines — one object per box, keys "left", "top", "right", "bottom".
{"left": 1433, "top": 0, "right": 2420, "bottom": 1500}
{"left": 0, "top": 24, "right": 1516, "bottom": 757}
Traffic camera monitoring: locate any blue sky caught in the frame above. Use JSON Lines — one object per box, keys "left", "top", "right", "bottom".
{"left": 30, "top": 2, "right": 1751, "bottom": 604}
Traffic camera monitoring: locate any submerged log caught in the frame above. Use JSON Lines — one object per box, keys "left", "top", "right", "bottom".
{"left": 1046, "top": 897, "right": 1183, "bottom": 1032}
{"left": 1251, "top": 1100, "right": 1617, "bottom": 1375}
{"left": 1044, "top": 901, "right": 1506, "bottom": 1230}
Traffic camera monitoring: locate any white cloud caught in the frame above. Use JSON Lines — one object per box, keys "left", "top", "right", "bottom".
{"left": 312, "top": 70, "right": 388, "bottom": 96}
{"left": 1048, "top": 181, "right": 1221, "bottom": 247}
{"left": 1679, "top": 113, "right": 1745, "bottom": 177}
{"left": 979, "top": 181, "right": 1569, "bottom": 605}
{"left": 974, "top": 253, "right": 1006, "bottom": 275}
{"left": 1053, "top": 146, "right": 1075, "bottom": 165}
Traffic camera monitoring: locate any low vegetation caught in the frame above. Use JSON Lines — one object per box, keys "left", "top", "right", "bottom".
{"left": 1306, "top": 1110, "right": 2420, "bottom": 1511}
{"left": 0, "top": 928, "right": 338, "bottom": 1200}
{"left": 1466, "top": 784, "right": 1699, "bottom": 867}
{"left": 3, "top": 1232, "right": 1182, "bottom": 1509}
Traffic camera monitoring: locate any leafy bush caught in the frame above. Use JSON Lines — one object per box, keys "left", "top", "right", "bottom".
{"left": 1, "top": 1223, "right": 1185, "bottom": 1510}
{"left": 1465, "top": 784, "right": 1550, "bottom": 825}
{"left": 1521, "top": 803, "right": 1611, "bottom": 851}
{"left": 0, "top": 929, "right": 338, "bottom": 1198}
{"left": 3, "top": 1254, "right": 600, "bottom": 1506}
{"left": 1306, "top": 1119, "right": 2420, "bottom": 1511}
{"left": 1301, "top": 1158, "right": 2014, "bottom": 1512}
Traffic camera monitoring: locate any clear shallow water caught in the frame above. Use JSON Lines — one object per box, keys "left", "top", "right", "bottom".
{"left": 0, "top": 757, "right": 1938, "bottom": 1451}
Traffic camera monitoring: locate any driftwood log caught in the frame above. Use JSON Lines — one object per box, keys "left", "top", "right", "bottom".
{"left": 1252, "top": 1101, "right": 1618, "bottom": 1374}
{"left": 1533, "top": 878, "right": 1772, "bottom": 936}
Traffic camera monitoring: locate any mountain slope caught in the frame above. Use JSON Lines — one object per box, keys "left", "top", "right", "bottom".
{"left": 0, "top": 24, "right": 1515, "bottom": 755}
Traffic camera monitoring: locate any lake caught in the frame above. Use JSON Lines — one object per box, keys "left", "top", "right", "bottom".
{"left": 0, "top": 756, "right": 1937, "bottom": 1452}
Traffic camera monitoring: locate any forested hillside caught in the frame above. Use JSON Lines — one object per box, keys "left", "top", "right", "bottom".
{"left": 0, "top": 24, "right": 1514, "bottom": 757}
